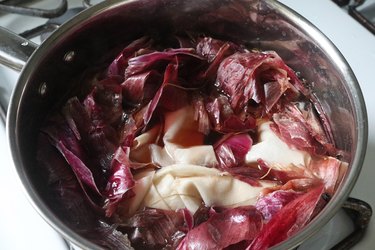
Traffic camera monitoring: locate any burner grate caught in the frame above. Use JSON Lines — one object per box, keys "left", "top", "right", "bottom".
{"left": 333, "top": 0, "right": 375, "bottom": 35}
{"left": 332, "top": 197, "right": 373, "bottom": 249}
{"left": 19, "top": 7, "right": 84, "bottom": 41}
{"left": 0, "top": 0, "right": 67, "bottom": 18}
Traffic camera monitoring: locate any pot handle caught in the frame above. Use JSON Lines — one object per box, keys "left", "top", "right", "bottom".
{"left": 0, "top": 104, "right": 5, "bottom": 125}
{"left": 0, "top": 27, "right": 38, "bottom": 124}
{"left": 0, "top": 27, "right": 38, "bottom": 72}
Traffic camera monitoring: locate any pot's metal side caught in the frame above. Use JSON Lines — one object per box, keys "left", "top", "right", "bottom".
{"left": 5, "top": 1, "right": 133, "bottom": 249}
{"left": 258, "top": 1, "right": 368, "bottom": 249}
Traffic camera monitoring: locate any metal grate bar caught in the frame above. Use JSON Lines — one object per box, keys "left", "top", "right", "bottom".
{"left": 0, "top": 0, "right": 67, "bottom": 18}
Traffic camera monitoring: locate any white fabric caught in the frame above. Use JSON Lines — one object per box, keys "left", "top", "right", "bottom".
{"left": 151, "top": 106, "right": 218, "bottom": 167}
{"left": 130, "top": 124, "right": 162, "bottom": 163}
{"left": 117, "top": 170, "right": 155, "bottom": 217}
{"left": 134, "top": 164, "right": 276, "bottom": 213}
{"left": 246, "top": 120, "right": 311, "bottom": 167}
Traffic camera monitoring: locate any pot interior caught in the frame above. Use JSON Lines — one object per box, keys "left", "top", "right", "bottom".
{"left": 8, "top": 0, "right": 367, "bottom": 249}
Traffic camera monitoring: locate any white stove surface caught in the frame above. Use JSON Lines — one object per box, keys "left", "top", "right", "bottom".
{"left": 0, "top": 0, "right": 375, "bottom": 249}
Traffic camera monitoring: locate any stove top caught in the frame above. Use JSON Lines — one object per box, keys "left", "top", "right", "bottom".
{"left": 1, "top": 0, "right": 375, "bottom": 249}
{"left": 333, "top": 0, "right": 375, "bottom": 34}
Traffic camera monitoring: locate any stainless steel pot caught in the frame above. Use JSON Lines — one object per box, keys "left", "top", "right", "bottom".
{"left": 0, "top": 0, "right": 367, "bottom": 249}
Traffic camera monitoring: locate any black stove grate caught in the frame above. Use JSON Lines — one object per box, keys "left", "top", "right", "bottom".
{"left": 1, "top": 0, "right": 97, "bottom": 41}
{"left": 331, "top": 197, "right": 372, "bottom": 250}
{"left": 333, "top": 0, "right": 375, "bottom": 35}
{"left": 0, "top": 0, "right": 67, "bottom": 18}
